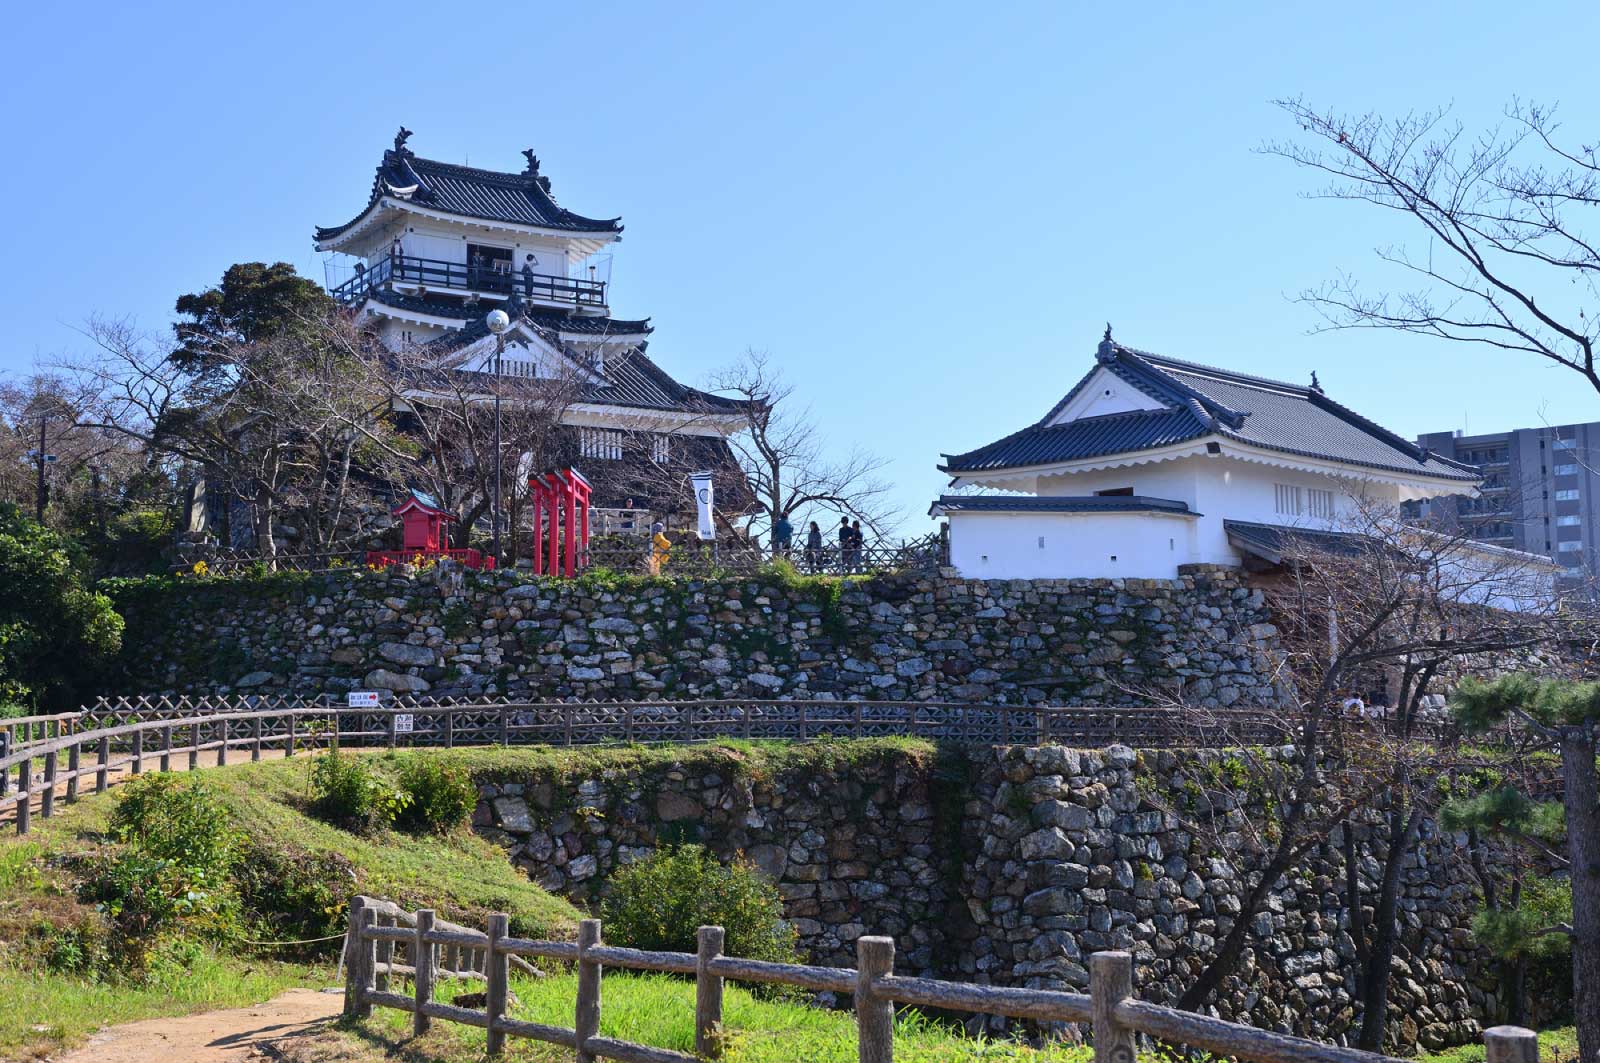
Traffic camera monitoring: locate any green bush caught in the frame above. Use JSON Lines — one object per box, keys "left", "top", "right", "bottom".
{"left": 231, "top": 843, "right": 352, "bottom": 956}
{"left": 394, "top": 756, "right": 477, "bottom": 834}
{"left": 93, "top": 509, "right": 176, "bottom": 577}
{"left": 309, "top": 752, "right": 409, "bottom": 831}
{"left": 0, "top": 502, "right": 123, "bottom": 708}
{"left": 602, "top": 845, "right": 796, "bottom": 969}
{"left": 84, "top": 774, "right": 241, "bottom": 968}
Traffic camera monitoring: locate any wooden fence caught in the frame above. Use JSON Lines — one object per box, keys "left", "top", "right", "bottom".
{"left": 343, "top": 896, "right": 1542, "bottom": 1063}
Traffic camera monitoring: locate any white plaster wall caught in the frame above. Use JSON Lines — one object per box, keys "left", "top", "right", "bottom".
{"left": 947, "top": 511, "right": 1201, "bottom": 579}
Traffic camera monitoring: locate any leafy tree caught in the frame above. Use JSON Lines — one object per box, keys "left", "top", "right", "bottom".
{"left": 0, "top": 502, "right": 123, "bottom": 709}
{"left": 171, "top": 261, "right": 335, "bottom": 381}
{"left": 1451, "top": 675, "right": 1599, "bottom": 1061}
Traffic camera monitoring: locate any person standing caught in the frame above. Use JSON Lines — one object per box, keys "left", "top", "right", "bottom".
{"left": 850, "top": 518, "right": 866, "bottom": 569}
{"left": 649, "top": 521, "right": 671, "bottom": 576}
{"left": 773, "top": 515, "right": 793, "bottom": 556}
{"left": 838, "top": 518, "right": 852, "bottom": 572}
{"left": 804, "top": 521, "right": 823, "bottom": 573}
{"left": 521, "top": 253, "right": 539, "bottom": 300}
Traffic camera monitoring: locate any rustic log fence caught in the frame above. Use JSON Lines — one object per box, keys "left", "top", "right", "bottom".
{"left": 343, "top": 896, "right": 1541, "bottom": 1063}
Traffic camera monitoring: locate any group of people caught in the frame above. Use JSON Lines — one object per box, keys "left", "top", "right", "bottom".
{"left": 772, "top": 515, "right": 869, "bottom": 573}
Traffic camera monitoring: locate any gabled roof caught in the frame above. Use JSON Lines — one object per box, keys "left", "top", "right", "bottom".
{"left": 941, "top": 333, "right": 1482, "bottom": 483}
{"left": 316, "top": 130, "right": 623, "bottom": 242}
{"left": 930, "top": 494, "right": 1199, "bottom": 518}
{"left": 417, "top": 312, "right": 749, "bottom": 418}
{"left": 392, "top": 489, "right": 453, "bottom": 520}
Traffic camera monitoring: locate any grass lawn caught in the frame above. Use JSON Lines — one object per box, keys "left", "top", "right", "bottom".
{"left": 292, "top": 970, "right": 1095, "bottom": 1063}
{"left": 1420, "top": 1028, "right": 1579, "bottom": 1063}
{"left": 0, "top": 952, "right": 335, "bottom": 1060}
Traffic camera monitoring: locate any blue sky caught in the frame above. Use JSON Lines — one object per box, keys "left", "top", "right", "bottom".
{"left": 4, "top": 1, "right": 1598, "bottom": 531}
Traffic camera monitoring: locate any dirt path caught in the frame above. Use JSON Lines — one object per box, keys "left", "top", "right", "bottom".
{"left": 51, "top": 988, "right": 343, "bottom": 1063}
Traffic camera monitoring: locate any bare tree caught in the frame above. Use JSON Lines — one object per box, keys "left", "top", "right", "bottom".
{"left": 706, "top": 349, "right": 894, "bottom": 550}
{"left": 1153, "top": 497, "right": 1564, "bottom": 1048}
{"left": 1265, "top": 98, "right": 1600, "bottom": 393}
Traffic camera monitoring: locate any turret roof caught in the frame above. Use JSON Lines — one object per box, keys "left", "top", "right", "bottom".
{"left": 316, "top": 129, "right": 623, "bottom": 243}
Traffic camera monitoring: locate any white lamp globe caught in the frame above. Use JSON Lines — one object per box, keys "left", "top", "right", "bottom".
{"left": 485, "top": 309, "right": 512, "bottom": 335}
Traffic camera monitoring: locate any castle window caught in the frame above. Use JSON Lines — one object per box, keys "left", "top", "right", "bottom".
{"left": 651, "top": 434, "right": 672, "bottom": 464}
{"left": 1306, "top": 488, "right": 1336, "bottom": 520}
{"left": 580, "top": 428, "right": 622, "bottom": 461}
{"left": 1274, "top": 483, "right": 1303, "bottom": 516}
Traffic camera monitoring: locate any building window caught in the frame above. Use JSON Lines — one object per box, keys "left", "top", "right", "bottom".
{"left": 1274, "top": 483, "right": 1303, "bottom": 517}
{"left": 651, "top": 434, "right": 672, "bottom": 464}
{"left": 579, "top": 428, "right": 623, "bottom": 460}
{"left": 1554, "top": 438, "right": 1577, "bottom": 450}
{"left": 1556, "top": 515, "right": 1582, "bottom": 526}
{"left": 1094, "top": 487, "right": 1135, "bottom": 497}
{"left": 1306, "top": 488, "right": 1335, "bottom": 520}
{"left": 1555, "top": 464, "right": 1579, "bottom": 476}
{"left": 1558, "top": 539, "right": 1583, "bottom": 552}
{"left": 1556, "top": 489, "right": 1581, "bottom": 502}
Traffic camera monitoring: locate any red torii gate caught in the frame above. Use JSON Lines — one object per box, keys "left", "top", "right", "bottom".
{"left": 528, "top": 467, "right": 592, "bottom": 578}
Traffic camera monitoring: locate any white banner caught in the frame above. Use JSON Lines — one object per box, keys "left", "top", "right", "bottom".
{"left": 690, "top": 471, "right": 716, "bottom": 540}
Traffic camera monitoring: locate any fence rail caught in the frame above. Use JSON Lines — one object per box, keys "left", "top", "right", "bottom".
{"left": 343, "top": 897, "right": 1540, "bottom": 1063}
{"left": 7, "top": 694, "right": 1477, "bottom": 835}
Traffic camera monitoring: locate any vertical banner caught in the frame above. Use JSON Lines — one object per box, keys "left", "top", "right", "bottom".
{"left": 690, "top": 471, "right": 716, "bottom": 540}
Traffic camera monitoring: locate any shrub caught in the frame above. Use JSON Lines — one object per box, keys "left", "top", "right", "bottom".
{"left": 232, "top": 843, "right": 352, "bottom": 957}
{"left": 309, "top": 752, "right": 409, "bottom": 831}
{"left": 602, "top": 845, "right": 796, "bottom": 969}
{"left": 394, "top": 756, "right": 477, "bottom": 834}
{"left": 0, "top": 502, "right": 123, "bottom": 708}
{"left": 85, "top": 775, "right": 241, "bottom": 968}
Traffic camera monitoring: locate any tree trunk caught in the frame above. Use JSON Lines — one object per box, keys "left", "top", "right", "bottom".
{"left": 1177, "top": 847, "right": 1294, "bottom": 1010}
{"left": 253, "top": 484, "right": 277, "bottom": 560}
{"left": 1560, "top": 728, "right": 1600, "bottom": 1063}
{"left": 1357, "top": 799, "right": 1424, "bottom": 1050}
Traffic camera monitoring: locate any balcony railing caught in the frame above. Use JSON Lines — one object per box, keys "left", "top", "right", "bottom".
{"left": 330, "top": 254, "right": 606, "bottom": 309}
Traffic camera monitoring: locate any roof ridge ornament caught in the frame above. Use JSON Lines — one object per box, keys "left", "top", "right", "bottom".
{"left": 522, "top": 148, "right": 554, "bottom": 194}
{"left": 1096, "top": 323, "right": 1117, "bottom": 363}
{"left": 393, "top": 126, "right": 414, "bottom": 156}
{"left": 1309, "top": 370, "right": 1324, "bottom": 395}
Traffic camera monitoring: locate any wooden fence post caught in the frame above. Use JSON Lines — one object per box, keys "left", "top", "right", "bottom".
{"left": 0, "top": 730, "right": 9, "bottom": 797}
{"left": 217, "top": 719, "right": 228, "bottom": 767}
{"left": 856, "top": 935, "right": 895, "bottom": 1063}
{"left": 413, "top": 909, "right": 436, "bottom": 1037}
{"left": 132, "top": 728, "right": 143, "bottom": 775}
{"left": 1091, "top": 950, "right": 1134, "bottom": 1063}
{"left": 499, "top": 705, "right": 509, "bottom": 747}
{"left": 189, "top": 721, "right": 200, "bottom": 771}
{"left": 575, "top": 918, "right": 602, "bottom": 1063}
{"left": 340, "top": 896, "right": 371, "bottom": 1024}
{"left": 95, "top": 737, "right": 109, "bottom": 793}
{"left": 286, "top": 715, "right": 296, "bottom": 758}
{"left": 1484, "top": 1026, "right": 1539, "bottom": 1063}
{"left": 444, "top": 710, "right": 455, "bottom": 749}
{"left": 374, "top": 910, "right": 394, "bottom": 992}
{"left": 252, "top": 717, "right": 263, "bottom": 761}
{"left": 160, "top": 724, "right": 172, "bottom": 772}
{"left": 386, "top": 712, "right": 397, "bottom": 750}
{"left": 696, "top": 925, "right": 725, "bottom": 1058}
{"left": 486, "top": 911, "right": 510, "bottom": 1057}
{"left": 15, "top": 760, "right": 29, "bottom": 835}
{"left": 66, "top": 743, "right": 79, "bottom": 802}
{"left": 41, "top": 750, "right": 56, "bottom": 820}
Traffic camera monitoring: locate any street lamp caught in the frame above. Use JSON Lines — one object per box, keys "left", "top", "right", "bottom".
{"left": 485, "top": 309, "right": 512, "bottom": 563}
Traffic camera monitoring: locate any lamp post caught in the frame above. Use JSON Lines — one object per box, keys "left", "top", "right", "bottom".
{"left": 485, "top": 309, "right": 512, "bottom": 563}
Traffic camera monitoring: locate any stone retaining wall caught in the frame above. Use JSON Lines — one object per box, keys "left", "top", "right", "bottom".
{"left": 469, "top": 742, "right": 1492, "bottom": 1051}
{"left": 107, "top": 565, "right": 1286, "bottom": 707}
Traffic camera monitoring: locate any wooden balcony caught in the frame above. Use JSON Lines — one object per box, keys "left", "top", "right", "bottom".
{"left": 331, "top": 254, "right": 606, "bottom": 309}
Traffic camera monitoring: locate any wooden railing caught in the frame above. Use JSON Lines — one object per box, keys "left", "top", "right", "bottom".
{"left": 343, "top": 897, "right": 1542, "bottom": 1063}
{"left": 329, "top": 253, "right": 607, "bottom": 308}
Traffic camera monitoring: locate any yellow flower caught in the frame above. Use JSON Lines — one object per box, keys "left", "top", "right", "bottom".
{"left": 190, "top": 560, "right": 209, "bottom": 577}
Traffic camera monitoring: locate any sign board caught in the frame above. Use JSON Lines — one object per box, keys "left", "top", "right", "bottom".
{"left": 348, "top": 691, "right": 380, "bottom": 708}
{"left": 690, "top": 471, "right": 716, "bottom": 541}
{"left": 394, "top": 713, "right": 414, "bottom": 734}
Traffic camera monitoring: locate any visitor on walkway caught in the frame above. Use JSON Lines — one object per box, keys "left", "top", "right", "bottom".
{"left": 838, "top": 518, "right": 852, "bottom": 572}
{"left": 521, "top": 253, "right": 539, "bottom": 299}
{"left": 649, "top": 522, "right": 671, "bottom": 576}
{"left": 849, "top": 518, "right": 865, "bottom": 569}
{"left": 773, "top": 515, "right": 793, "bottom": 556}
{"left": 804, "top": 521, "right": 823, "bottom": 572}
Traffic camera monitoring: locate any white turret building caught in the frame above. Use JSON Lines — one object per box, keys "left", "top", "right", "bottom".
{"left": 930, "top": 330, "right": 1554, "bottom": 591}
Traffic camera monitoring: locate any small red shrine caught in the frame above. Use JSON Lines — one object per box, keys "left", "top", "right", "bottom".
{"left": 366, "top": 490, "right": 495, "bottom": 570}
{"left": 529, "top": 468, "right": 592, "bottom": 578}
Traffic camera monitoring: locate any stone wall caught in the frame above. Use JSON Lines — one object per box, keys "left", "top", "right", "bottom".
{"left": 107, "top": 565, "right": 1286, "bottom": 707}
{"left": 468, "top": 741, "right": 1494, "bottom": 1051}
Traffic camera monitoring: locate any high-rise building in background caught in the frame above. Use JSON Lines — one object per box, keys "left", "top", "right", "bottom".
{"left": 1413, "top": 422, "right": 1598, "bottom": 593}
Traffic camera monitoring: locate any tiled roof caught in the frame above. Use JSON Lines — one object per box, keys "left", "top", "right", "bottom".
{"left": 1223, "top": 520, "right": 1368, "bottom": 565}
{"left": 317, "top": 136, "right": 623, "bottom": 242}
{"left": 930, "top": 494, "right": 1197, "bottom": 516}
{"left": 416, "top": 313, "right": 747, "bottom": 418}
{"left": 941, "top": 336, "right": 1482, "bottom": 483}
{"left": 364, "top": 287, "right": 652, "bottom": 335}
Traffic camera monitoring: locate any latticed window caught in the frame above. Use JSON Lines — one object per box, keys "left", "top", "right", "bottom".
{"left": 651, "top": 434, "right": 672, "bottom": 464}
{"left": 1274, "top": 483, "right": 1303, "bottom": 517}
{"left": 1306, "top": 488, "right": 1335, "bottom": 520}
{"left": 580, "top": 428, "right": 623, "bottom": 460}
